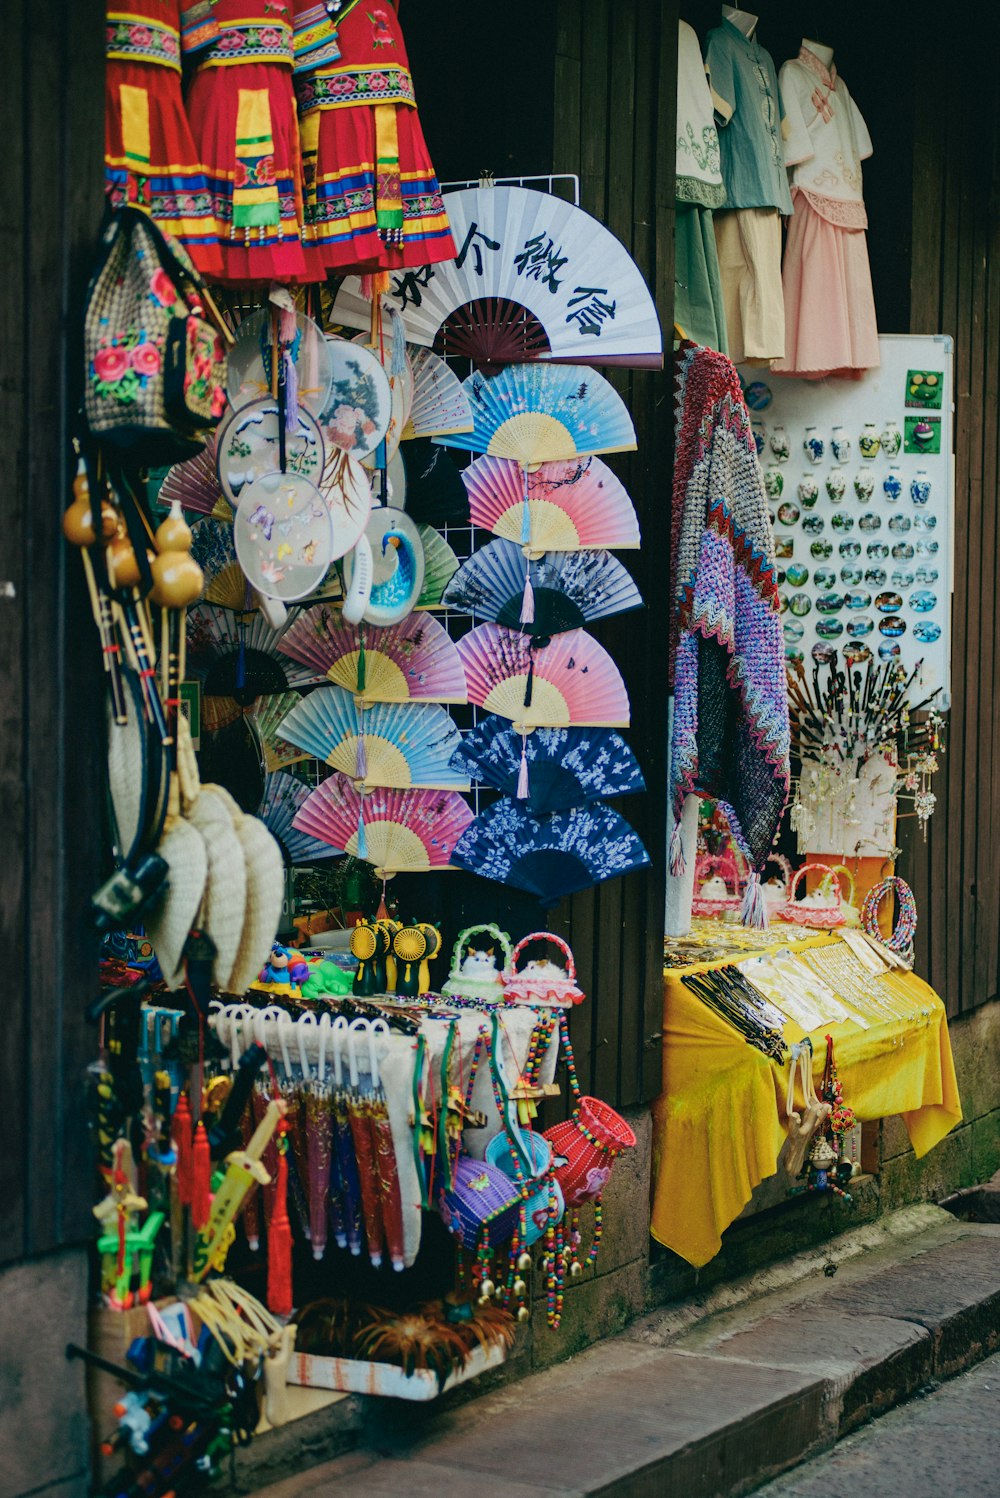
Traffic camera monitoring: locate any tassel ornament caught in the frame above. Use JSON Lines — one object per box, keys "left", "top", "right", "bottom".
{"left": 516, "top": 733, "right": 530, "bottom": 800}
{"left": 519, "top": 568, "right": 535, "bottom": 626}
{"left": 191, "top": 1122, "right": 212, "bottom": 1230}
{"left": 668, "top": 818, "right": 686, "bottom": 877}
{"left": 267, "top": 1130, "right": 294, "bottom": 1317}
{"left": 741, "top": 871, "right": 770, "bottom": 931}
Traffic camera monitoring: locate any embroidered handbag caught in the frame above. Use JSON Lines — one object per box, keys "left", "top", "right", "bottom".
{"left": 84, "top": 206, "right": 228, "bottom": 463}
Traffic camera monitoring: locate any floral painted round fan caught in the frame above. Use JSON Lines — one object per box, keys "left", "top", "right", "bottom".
{"left": 448, "top": 716, "right": 644, "bottom": 813}
{"left": 394, "top": 439, "right": 469, "bottom": 525}
{"left": 451, "top": 798, "right": 651, "bottom": 901}
{"left": 279, "top": 687, "right": 468, "bottom": 789}
{"left": 321, "top": 338, "right": 393, "bottom": 462}
{"left": 442, "top": 540, "right": 642, "bottom": 636}
{"left": 464, "top": 454, "right": 640, "bottom": 552}
{"left": 215, "top": 398, "right": 326, "bottom": 507}
{"left": 187, "top": 602, "right": 320, "bottom": 702}
{"left": 436, "top": 364, "right": 636, "bottom": 465}
{"left": 260, "top": 770, "right": 338, "bottom": 864}
{"left": 278, "top": 605, "right": 467, "bottom": 705}
{"left": 292, "top": 778, "right": 474, "bottom": 876}
{"left": 401, "top": 348, "right": 473, "bottom": 440}
{"left": 316, "top": 446, "right": 374, "bottom": 562}
{"left": 457, "top": 624, "right": 629, "bottom": 728}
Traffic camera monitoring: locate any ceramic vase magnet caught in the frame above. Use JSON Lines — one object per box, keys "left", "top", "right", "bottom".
{"left": 769, "top": 425, "right": 791, "bottom": 463}
{"left": 880, "top": 420, "right": 902, "bottom": 457}
{"left": 750, "top": 421, "right": 767, "bottom": 457}
{"left": 797, "top": 473, "right": 820, "bottom": 508}
{"left": 910, "top": 471, "right": 932, "bottom": 505}
{"left": 825, "top": 472, "right": 847, "bottom": 505}
{"left": 854, "top": 471, "right": 875, "bottom": 502}
{"left": 859, "top": 423, "right": 880, "bottom": 461}
{"left": 831, "top": 427, "right": 851, "bottom": 464}
{"left": 764, "top": 466, "right": 784, "bottom": 499}
{"left": 883, "top": 466, "right": 903, "bottom": 502}
{"left": 803, "top": 427, "right": 824, "bottom": 464}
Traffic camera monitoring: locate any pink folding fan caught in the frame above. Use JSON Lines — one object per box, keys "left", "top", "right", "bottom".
{"left": 277, "top": 605, "right": 468, "bottom": 706}
{"left": 457, "top": 624, "right": 630, "bottom": 728}
{"left": 463, "top": 454, "right": 640, "bottom": 553}
{"left": 292, "top": 777, "right": 474, "bottom": 876}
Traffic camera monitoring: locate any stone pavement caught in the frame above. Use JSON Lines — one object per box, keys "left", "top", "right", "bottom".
{"left": 755, "top": 1348, "right": 1000, "bottom": 1498}
{"left": 245, "top": 1209, "right": 1000, "bottom": 1498}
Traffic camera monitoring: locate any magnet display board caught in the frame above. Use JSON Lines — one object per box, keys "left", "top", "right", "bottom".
{"left": 739, "top": 335, "right": 953, "bottom": 707}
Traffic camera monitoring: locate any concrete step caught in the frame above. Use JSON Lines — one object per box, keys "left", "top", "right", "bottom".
{"left": 246, "top": 1214, "right": 1000, "bottom": 1498}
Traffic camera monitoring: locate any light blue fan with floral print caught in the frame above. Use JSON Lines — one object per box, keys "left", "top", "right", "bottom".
{"left": 435, "top": 363, "right": 637, "bottom": 465}
{"left": 279, "top": 686, "right": 469, "bottom": 790}
{"left": 449, "top": 716, "right": 644, "bottom": 814}
{"left": 451, "top": 798, "right": 650, "bottom": 902}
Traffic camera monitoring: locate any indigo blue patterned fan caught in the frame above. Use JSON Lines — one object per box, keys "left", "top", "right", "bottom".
{"left": 436, "top": 364, "right": 637, "bottom": 465}
{"left": 279, "top": 686, "right": 469, "bottom": 789}
{"left": 449, "top": 717, "right": 645, "bottom": 813}
{"left": 441, "top": 539, "right": 642, "bottom": 636}
{"left": 186, "top": 602, "right": 320, "bottom": 702}
{"left": 260, "top": 771, "right": 339, "bottom": 865}
{"left": 451, "top": 798, "right": 651, "bottom": 902}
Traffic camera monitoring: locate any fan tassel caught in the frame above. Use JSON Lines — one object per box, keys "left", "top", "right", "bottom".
{"left": 355, "top": 731, "right": 367, "bottom": 780}
{"left": 357, "top": 628, "right": 366, "bottom": 692}
{"left": 267, "top": 1133, "right": 294, "bottom": 1317}
{"left": 516, "top": 736, "right": 530, "bottom": 800}
{"left": 236, "top": 635, "right": 246, "bottom": 692}
{"left": 668, "top": 817, "right": 686, "bottom": 877}
{"left": 361, "top": 273, "right": 391, "bottom": 300}
{"left": 519, "top": 569, "right": 535, "bottom": 626}
{"left": 523, "top": 657, "right": 535, "bottom": 709}
{"left": 284, "top": 351, "right": 299, "bottom": 432}
{"left": 741, "top": 871, "right": 770, "bottom": 932}
{"left": 357, "top": 803, "right": 368, "bottom": 860}
{"left": 376, "top": 880, "right": 389, "bottom": 921}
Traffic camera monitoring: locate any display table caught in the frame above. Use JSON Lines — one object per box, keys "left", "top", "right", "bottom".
{"left": 650, "top": 924, "right": 962, "bottom": 1267}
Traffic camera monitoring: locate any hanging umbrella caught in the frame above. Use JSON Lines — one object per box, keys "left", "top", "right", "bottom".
{"left": 362, "top": 1019, "right": 406, "bottom": 1273}
{"left": 329, "top": 1016, "right": 363, "bottom": 1256}
{"left": 298, "top": 1014, "right": 334, "bottom": 1261}
{"left": 346, "top": 1019, "right": 385, "bottom": 1268}
{"left": 275, "top": 1013, "right": 312, "bottom": 1246}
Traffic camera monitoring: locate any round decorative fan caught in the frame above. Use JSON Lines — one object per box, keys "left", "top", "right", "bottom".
{"left": 342, "top": 508, "right": 425, "bottom": 627}
{"left": 457, "top": 623, "right": 629, "bottom": 728}
{"left": 316, "top": 446, "right": 374, "bottom": 562}
{"left": 278, "top": 604, "right": 467, "bottom": 705}
{"left": 228, "top": 307, "right": 334, "bottom": 416}
{"left": 436, "top": 363, "right": 636, "bottom": 467}
{"left": 292, "top": 778, "right": 473, "bottom": 877}
{"left": 452, "top": 798, "right": 651, "bottom": 901}
{"left": 215, "top": 398, "right": 326, "bottom": 507}
{"left": 321, "top": 338, "right": 393, "bottom": 461}
{"left": 234, "top": 472, "right": 335, "bottom": 602}
{"left": 442, "top": 540, "right": 642, "bottom": 636}
{"left": 279, "top": 687, "right": 468, "bottom": 789}
{"left": 464, "top": 454, "right": 639, "bottom": 552}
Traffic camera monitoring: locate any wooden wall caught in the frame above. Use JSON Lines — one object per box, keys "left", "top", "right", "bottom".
{"left": 0, "top": 0, "right": 105, "bottom": 1264}
{"left": 901, "top": 17, "right": 1000, "bottom": 1017}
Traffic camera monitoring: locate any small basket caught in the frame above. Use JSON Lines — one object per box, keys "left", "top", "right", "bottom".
{"left": 543, "top": 1096, "right": 636, "bottom": 1208}
{"left": 762, "top": 853, "right": 793, "bottom": 912}
{"left": 818, "top": 863, "right": 861, "bottom": 928}
{"left": 690, "top": 852, "right": 743, "bottom": 917}
{"left": 441, "top": 923, "right": 512, "bottom": 1003}
{"left": 501, "top": 932, "right": 585, "bottom": 1007}
{"left": 485, "top": 1127, "right": 563, "bottom": 1246}
{"left": 777, "top": 863, "right": 846, "bottom": 929}
{"left": 437, "top": 1155, "right": 522, "bottom": 1250}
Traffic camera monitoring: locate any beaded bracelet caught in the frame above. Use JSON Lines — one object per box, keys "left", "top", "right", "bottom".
{"left": 862, "top": 876, "right": 917, "bottom": 955}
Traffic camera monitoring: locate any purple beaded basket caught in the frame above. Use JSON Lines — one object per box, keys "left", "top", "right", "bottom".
{"left": 438, "top": 1154, "right": 522, "bottom": 1250}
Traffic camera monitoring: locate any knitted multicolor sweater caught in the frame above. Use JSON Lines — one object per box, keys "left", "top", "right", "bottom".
{"left": 669, "top": 343, "right": 790, "bottom": 921}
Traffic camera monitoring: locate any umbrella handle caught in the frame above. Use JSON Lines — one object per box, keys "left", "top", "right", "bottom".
{"left": 253, "top": 1005, "right": 284, "bottom": 1055}
{"left": 297, "top": 1012, "right": 317, "bottom": 1080}
{"left": 366, "top": 1018, "right": 389, "bottom": 1089}
{"left": 317, "top": 1012, "right": 332, "bottom": 1083}
{"left": 331, "top": 1015, "right": 348, "bottom": 1087}
{"left": 347, "top": 1017, "right": 369, "bottom": 1088}
{"left": 276, "top": 1012, "right": 295, "bottom": 1080}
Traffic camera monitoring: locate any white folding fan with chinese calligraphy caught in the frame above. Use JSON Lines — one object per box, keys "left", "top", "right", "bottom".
{"left": 330, "top": 186, "right": 662, "bottom": 369}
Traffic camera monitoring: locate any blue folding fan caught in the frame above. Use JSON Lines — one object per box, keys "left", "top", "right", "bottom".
{"left": 435, "top": 363, "right": 637, "bottom": 465}
{"left": 451, "top": 798, "right": 651, "bottom": 902}
{"left": 441, "top": 539, "right": 643, "bottom": 636}
{"left": 448, "top": 716, "right": 645, "bottom": 814}
{"left": 260, "top": 771, "right": 338, "bottom": 865}
{"left": 278, "top": 686, "right": 469, "bottom": 790}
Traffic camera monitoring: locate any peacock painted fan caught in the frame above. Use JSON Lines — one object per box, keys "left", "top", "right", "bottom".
{"left": 393, "top": 439, "right": 469, "bottom": 525}
{"left": 451, "top": 798, "right": 651, "bottom": 902}
{"left": 457, "top": 624, "right": 629, "bottom": 728}
{"left": 261, "top": 770, "right": 339, "bottom": 864}
{"left": 435, "top": 364, "right": 636, "bottom": 466}
{"left": 160, "top": 441, "right": 231, "bottom": 520}
{"left": 415, "top": 525, "right": 459, "bottom": 608}
{"left": 279, "top": 686, "right": 468, "bottom": 789}
{"left": 330, "top": 186, "right": 663, "bottom": 369}
{"left": 187, "top": 602, "right": 320, "bottom": 702}
{"left": 342, "top": 508, "right": 424, "bottom": 626}
{"left": 442, "top": 539, "right": 643, "bottom": 636}
{"left": 278, "top": 605, "right": 467, "bottom": 705}
{"left": 292, "top": 778, "right": 474, "bottom": 876}
{"left": 464, "top": 454, "right": 640, "bottom": 552}
{"left": 401, "top": 347, "right": 473, "bottom": 439}
{"left": 449, "top": 716, "right": 645, "bottom": 813}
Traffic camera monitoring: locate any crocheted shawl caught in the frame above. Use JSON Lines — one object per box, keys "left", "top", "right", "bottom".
{"left": 668, "top": 343, "right": 790, "bottom": 922}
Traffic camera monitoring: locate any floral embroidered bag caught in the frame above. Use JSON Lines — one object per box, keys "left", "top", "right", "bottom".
{"left": 84, "top": 205, "right": 228, "bottom": 463}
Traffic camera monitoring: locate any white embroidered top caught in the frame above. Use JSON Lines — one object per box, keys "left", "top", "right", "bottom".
{"left": 779, "top": 44, "right": 873, "bottom": 228}
{"left": 676, "top": 21, "right": 725, "bottom": 209}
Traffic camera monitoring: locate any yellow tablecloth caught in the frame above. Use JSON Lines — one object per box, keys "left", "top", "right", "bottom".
{"left": 650, "top": 931, "right": 962, "bottom": 1267}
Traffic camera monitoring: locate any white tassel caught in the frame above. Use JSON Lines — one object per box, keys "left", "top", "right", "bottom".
{"left": 520, "top": 571, "right": 535, "bottom": 625}
{"left": 741, "top": 871, "right": 770, "bottom": 931}
{"left": 516, "top": 736, "right": 530, "bottom": 800}
{"left": 668, "top": 818, "right": 686, "bottom": 876}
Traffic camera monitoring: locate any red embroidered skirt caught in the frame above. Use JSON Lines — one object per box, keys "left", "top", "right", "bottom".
{"left": 105, "top": 60, "right": 223, "bottom": 278}
{"left": 185, "top": 62, "right": 308, "bottom": 285}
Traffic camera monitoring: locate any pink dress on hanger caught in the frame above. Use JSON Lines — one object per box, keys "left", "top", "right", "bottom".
{"left": 773, "top": 44, "right": 879, "bottom": 379}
